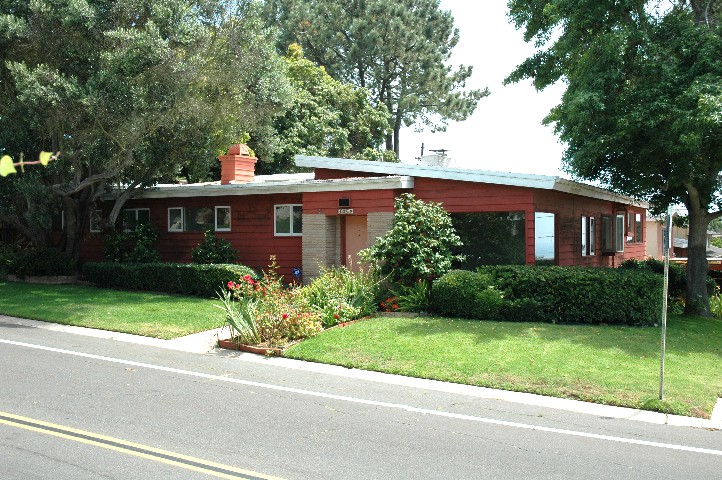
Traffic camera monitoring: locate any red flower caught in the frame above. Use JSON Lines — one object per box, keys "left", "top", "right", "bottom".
{"left": 227, "top": 281, "right": 235, "bottom": 289}
{"left": 333, "top": 313, "right": 340, "bottom": 319}
{"left": 282, "top": 313, "right": 289, "bottom": 319}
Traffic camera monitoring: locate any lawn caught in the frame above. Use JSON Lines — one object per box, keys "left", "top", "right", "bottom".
{"left": 0, "top": 281, "right": 223, "bottom": 339}
{"left": 285, "top": 314, "right": 722, "bottom": 418}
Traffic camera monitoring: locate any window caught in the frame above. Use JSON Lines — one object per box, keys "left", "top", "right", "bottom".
{"left": 535, "top": 212, "right": 555, "bottom": 265}
{"left": 168, "top": 206, "right": 231, "bottom": 232}
{"left": 451, "top": 212, "right": 526, "bottom": 268}
{"left": 275, "top": 204, "right": 302, "bottom": 236}
{"left": 615, "top": 214, "right": 625, "bottom": 251}
{"left": 635, "top": 213, "right": 642, "bottom": 242}
{"left": 186, "top": 207, "right": 214, "bottom": 232}
{"left": 90, "top": 210, "right": 103, "bottom": 233}
{"left": 122, "top": 208, "right": 150, "bottom": 231}
{"left": 215, "top": 206, "right": 231, "bottom": 232}
{"left": 581, "top": 216, "right": 595, "bottom": 256}
{"left": 168, "top": 208, "right": 184, "bottom": 232}
{"left": 602, "top": 214, "right": 625, "bottom": 253}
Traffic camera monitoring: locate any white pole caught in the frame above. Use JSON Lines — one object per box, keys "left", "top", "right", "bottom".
{"left": 659, "top": 210, "right": 671, "bottom": 400}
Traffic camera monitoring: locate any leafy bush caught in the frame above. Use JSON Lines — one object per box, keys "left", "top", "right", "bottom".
{"left": 223, "top": 258, "right": 322, "bottom": 346}
{"left": 297, "top": 265, "right": 378, "bottom": 327}
{"left": 391, "top": 280, "right": 431, "bottom": 313}
{"left": 360, "top": 193, "right": 462, "bottom": 285}
{"left": 103, "top": 223, "right": 160, "bottom": 263}
{"left": 431, "top": 266, "right": 663, "bottom": 325}
{"left": 83, "top": 262, "right": 255, "bottom": 297}
{"left": 192, "top": 230, "right": 238, "bottom": 264}
{"left": 6, "top": 246, "right": 76, "bottom": 276}
{"left": 431, "top": 270, "right": 504, "bottom": 320}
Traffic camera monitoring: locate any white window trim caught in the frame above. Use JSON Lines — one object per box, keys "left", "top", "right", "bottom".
{"left": 168, "top": 207, "right": 184, "bottom": 232}
{"left": 274, "top": 204, "right": 302, "bottom": 236}
{"left": 582, "top": 216, "right": 596, "bottom": 256}
{"left": 615, "top": 214, "right": 625, "bottom": 253}
{"left": 215, "top": 206, "right": 231, "bottom": 232}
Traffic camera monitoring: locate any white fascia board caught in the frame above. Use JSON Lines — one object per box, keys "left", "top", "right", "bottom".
{"left": 134, "top": 176, "right": 414, "bottom": 199}
{"left": 552, "top": 178, "right": 649, "bottom": 207}
{"left": 296, "top": 155, "right": 559, "bottom": 189}
{"left": 296, "top": 155, "right": 646, "bottom": 207}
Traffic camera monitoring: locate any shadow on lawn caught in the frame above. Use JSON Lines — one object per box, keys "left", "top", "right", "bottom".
{"left": 390, "top": 314, "right": 722, "bottom": 357}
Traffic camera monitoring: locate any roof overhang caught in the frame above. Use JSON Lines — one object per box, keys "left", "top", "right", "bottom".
{"left": 134, "top": 175, "right": 414, "bottom": 199}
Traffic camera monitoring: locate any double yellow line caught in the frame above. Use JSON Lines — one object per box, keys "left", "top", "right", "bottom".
{"left": 0, "top": 411, "right": 284, "bottom": 479}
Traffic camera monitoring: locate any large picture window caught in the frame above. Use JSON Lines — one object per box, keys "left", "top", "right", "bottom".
{"left": 186, "top": 207, "right": 214, "bottom": 232}
{"left": 275, "top": 204, "right": 302, "bottom": 236}
{"left": 451, "top": 212, "right": 525, "bottom": 268}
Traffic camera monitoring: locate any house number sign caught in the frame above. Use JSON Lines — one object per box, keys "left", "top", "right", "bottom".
{"left": 338, "top": 208, "right": 354, "bottom": 215}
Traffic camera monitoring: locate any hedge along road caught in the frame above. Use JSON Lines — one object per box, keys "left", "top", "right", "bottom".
{"left": 0, "top": 322, "right": 721, "bottom": 479}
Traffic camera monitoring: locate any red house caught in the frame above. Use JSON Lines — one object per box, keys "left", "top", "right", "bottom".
{"left": 81, "top": 145, "right": 647, "bottom": 280}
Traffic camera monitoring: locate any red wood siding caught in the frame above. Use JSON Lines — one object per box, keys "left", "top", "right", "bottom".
{"left": 81, "top": 193, "right": 304, "bottom": 277}
{"left": 302, "top": 189, "right": 398, "bottom": 215}
{"left": 533, "top": 190, "right": 646, "bottom": 267}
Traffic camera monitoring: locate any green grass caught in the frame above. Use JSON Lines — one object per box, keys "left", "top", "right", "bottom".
{"left": 285, "top": 315, "right": 722, "bottom": 418}
{"left": 0, "top": 281, "right": 223, "bottom": 339}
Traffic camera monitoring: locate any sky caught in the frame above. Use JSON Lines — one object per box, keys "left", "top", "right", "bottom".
{"left": 398, "top": 1, "right": 568, "bottom": 176}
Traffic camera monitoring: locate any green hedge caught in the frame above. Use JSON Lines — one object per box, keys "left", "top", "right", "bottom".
{"left": 82, "top": 262, "right": 256, "bottom": 298}
{"left": 431, "top": 266, "right": 663, "bottom": 326}
{"left": 5, "top": 247, "right": 77, "bottom": 276}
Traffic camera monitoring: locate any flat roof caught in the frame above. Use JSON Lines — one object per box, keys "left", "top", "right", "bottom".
{"left": 135, "top": 174, "right": 414, "bottom": 199}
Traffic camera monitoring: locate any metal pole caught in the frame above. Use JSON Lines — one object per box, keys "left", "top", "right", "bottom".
{"left": 659, "top": 210, "right": 671, "bottom": 400}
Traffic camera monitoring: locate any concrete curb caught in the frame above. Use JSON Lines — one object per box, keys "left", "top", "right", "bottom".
{"left": 2, "top": 315, "right": 720, "bottom": 430}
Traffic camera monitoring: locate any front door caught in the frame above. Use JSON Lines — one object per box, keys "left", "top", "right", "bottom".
{"left": 344, "top": 215, "right": 367, "bottom": 271}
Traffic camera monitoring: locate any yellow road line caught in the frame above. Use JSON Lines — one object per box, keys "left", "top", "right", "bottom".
{"left": 0, "top": 411, "right": 284, "bottom": 480}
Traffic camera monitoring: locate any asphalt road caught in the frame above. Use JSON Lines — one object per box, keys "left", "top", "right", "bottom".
{"left": 0, "top": 320, "right": 720, "bottom": 479}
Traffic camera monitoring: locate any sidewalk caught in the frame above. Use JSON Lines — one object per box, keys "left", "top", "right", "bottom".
{"left": 2, "top": 314, "right": 721, "bottom": 431}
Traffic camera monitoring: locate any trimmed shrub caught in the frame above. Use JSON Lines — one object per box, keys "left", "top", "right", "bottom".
{"left": 7, "top": 247, "right": 76, "bottom": 276}
{"left": 432, "top": 266, "right": 663, "bottom": 326}
{"left": 619, "top": 258, "right": 686, "bottom": 296}
{"left": 103, "top": 223, "right": 161, "bottom": 263}
{"left": 192, "top": 230, "right": 238, "bottom": 264}
{"left": 83, "top": 262, "right": 256, "bottom": 297}
{"left": 430, "top": 270, "right": 504, "bottom": 320}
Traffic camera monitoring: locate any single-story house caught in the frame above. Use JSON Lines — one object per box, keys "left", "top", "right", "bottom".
{"left": 80, "top": 144, "right": 648, "bottom": 280}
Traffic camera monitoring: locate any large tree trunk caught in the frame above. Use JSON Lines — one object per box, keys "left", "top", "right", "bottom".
{"left": 684, "top": 189, "right": 711, "bottom": 316}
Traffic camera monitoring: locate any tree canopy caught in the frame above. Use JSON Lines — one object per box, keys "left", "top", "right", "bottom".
{"left": 506, "top": 0, "right": 722, "bottom": 315}
{"left": 0, "top": 0, "right": 291, "bottom": 260}
{"left": 255, "top": 43, "right": 391, "bottom": 174}
{"left": 263, "top": 0, "right": 488, "bottom": 157}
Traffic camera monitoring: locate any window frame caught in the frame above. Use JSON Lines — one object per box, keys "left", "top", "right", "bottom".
{"left": 89, "top": 209, "right": 103, "bottom": 233}
{"left": 215, "top": 206, "right": 231, "bottom": 232}
{"left": 168, "top": 207, "right": 184, "bottom": 232}
{"left": 274, "top": 204, "right": 303, "bottom": 236}
{"left": 581, "top": 216, "right": 595, "bottom": 256}
{"left": 121, "top": 208, "right": 150, "bottom": 232}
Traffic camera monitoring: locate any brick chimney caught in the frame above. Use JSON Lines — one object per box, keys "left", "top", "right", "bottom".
{"left": 218, "top": 144, "right": 257, "bottom": 184}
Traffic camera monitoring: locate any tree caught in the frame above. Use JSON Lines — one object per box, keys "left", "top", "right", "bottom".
{"left": 506, "top": 0, "right": 722, "bottom": 315}
{"left": 263, "top": 0, "right": 489, "bottom": 157}
{"left": 0, "top": 0, "right": 291, "bottom": 260}
{"left": 255, "top": 44, "right": 391, "bottom": 174}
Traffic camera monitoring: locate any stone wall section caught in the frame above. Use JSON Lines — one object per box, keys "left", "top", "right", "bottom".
{"left": 302, "top": 214, "right": 340, "bottom": 282}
